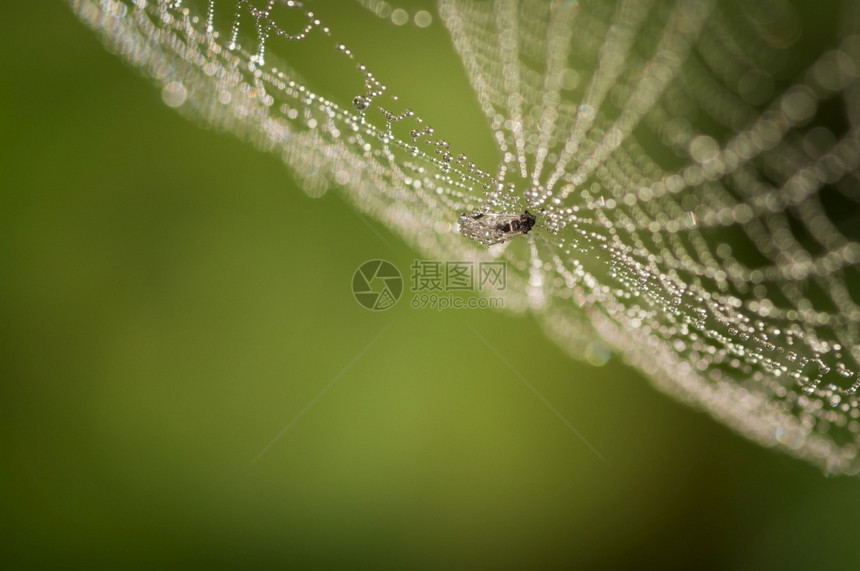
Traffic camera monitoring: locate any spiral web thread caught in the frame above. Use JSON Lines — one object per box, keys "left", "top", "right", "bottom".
{"left": 71, "top": 0, "right": 860, "bottom": 474}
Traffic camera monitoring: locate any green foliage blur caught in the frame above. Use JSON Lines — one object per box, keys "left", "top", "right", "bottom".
{"left": 1, "top": 2, "right": 859, "bottom": 569}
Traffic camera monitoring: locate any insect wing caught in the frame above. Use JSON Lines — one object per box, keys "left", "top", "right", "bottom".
{"left": 458, "top": 212, "right": 522, "bottom": 246}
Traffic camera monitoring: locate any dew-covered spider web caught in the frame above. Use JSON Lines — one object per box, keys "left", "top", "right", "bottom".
{"left": 71, "top": 0, "right": 860, "bottom": 474}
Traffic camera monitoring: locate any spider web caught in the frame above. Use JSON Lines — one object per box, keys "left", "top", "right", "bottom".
{"left": 70, "top": 0, "right": 860, "bottom": 474}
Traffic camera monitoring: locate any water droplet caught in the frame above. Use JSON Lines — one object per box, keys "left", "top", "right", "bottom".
{"left": 585, "top": 341, "right": 611, "bottom": 366}
{"left": 352, "top": 95, "right": 369, "bottom": 111}
{"left": 414, "top": 10, "right": 433, "bottom": 28}
{"left": 687, "top": 211, "right": 698, "bottom": 228}
{"left": 161, "top": 81, "right": 187, "bottom": 108}
{"left": 391, "top": 8, "right": 408, "bottom": 26}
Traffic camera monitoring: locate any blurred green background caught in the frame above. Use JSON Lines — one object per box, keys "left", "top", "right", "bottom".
{"left": 2, "top": 2, "right": 859, "bottom": 569}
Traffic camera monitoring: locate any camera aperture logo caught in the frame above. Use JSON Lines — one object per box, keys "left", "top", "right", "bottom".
{"left": 352, "top": 260, "right": 403, "bottom": 311}
{"left": 352, "top": 259, "right": 506, "bottom": 311}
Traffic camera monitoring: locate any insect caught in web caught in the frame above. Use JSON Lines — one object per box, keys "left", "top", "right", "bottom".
{"left": 458, "top": 210, "right": 537, "bottom": 246}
